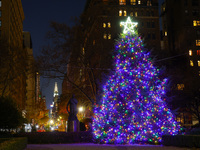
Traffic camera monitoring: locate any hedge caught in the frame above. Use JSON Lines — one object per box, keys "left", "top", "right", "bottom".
{"left": 14, "top": 131, "right": 93, "bottom": 144}
{"left": 0, "top": 137, "right": 27, "bottom": 150}
{"left": 162, "top": 135, "right": 200, "bottom": 148}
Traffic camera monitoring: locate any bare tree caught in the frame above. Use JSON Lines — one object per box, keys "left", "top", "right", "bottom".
{"left": 36, "top": 20, "right": 112, "bottom": 117}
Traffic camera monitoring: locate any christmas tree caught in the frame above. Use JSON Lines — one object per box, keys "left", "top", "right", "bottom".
{"left": 92, "top": 17, "right": 181, "bottom": 144}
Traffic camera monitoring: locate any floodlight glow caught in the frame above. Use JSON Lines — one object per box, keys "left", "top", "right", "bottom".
{"left": 79, "top": 107, "right": 84, "bottom": 112}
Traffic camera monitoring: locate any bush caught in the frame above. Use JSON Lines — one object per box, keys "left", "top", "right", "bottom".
{"left": 0, "top": 137, "right": 27, "bottom": 150}
{"left": 162, "top": 135, "right": 200, "bottom": 148}
{"left": 0, "top": 132, "right": 13, "bottom": 138}
{"left": 0, "top": 97, "right": 26, "bottom": 130}
{"left": 186, "top": 128, "right": 200, "bottom": 135}
{"left": 15, "top": 131, "right": 93, "bottom": 144}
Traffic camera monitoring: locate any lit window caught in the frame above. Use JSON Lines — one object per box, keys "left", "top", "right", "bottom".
{"left": 119, "top": 0, "right": 126, "bottom": 5}
{"left": 119, "top": 10, "right": 122, "bottom": 16}
{"left": 108, "top": 22, "right": 111, "bottom": 28}
{"left": 103, "top": 23, "right": 106, "bottom": 28}
{"left": 147, "top": 0, "right": 152, "bottom": 6}
{"left": 130, "top": 0, "right": 136, "bottom": 5}
{"left": 193, "top": 20, "right": 197, "bottom": 26}
{"left": 189, "top": 50, "right": 192, "bottom": 56}
{"left": 138, "top": 0, "right": 141, "bottom": 4}
{"left": 130, "top": 12, "right": 133, "bottom": 16}
{"left": 196, "top": 39, "right": 200, "bottom": 46}
{"left": 0, "top": 1, "right": 1, "bottom": 7}
{"left": 177, "top": 84, "right": 184, "bottom": 90}
{"left": 93, "top": 40, "right": 95, "bottom": 45}
{"left": 124, "top": 10, "right": 127, "bottom": 16}
{"left": 162, "top": 7, "right": 165, "bottom": 12}
{"left": 108, "top": 34, "right": 111, "bottom": 39}
{"left": 120, "top": 22, "right": 123, "bottom": 27}
{"left": 135, "top": 12, "right": 138, "bottom": 17}
{"left": 165, "top": 31, "right": 167, "bottom": 36}
{"left": 190, "top": 60, "right": 194, "bottom": 66}
{"left": 197, "top": 50, "right": 200, "bottom": 55}
{"left": 193, "top": 20, "right": 200, "bottom": 26}
{"left": 82, "top": 48, "right": 85, "bottom": 55}
{"left": 103, "top": 34, "right": 107, "bottom": 39}
{"left": 176, "top": 117, "right": 181, "bottom": 123}
{"left": 198, "top": 60, "right": 200, "bottom": 66}
{"left": 80, "top": 69, "right": 82, "bottom": 76}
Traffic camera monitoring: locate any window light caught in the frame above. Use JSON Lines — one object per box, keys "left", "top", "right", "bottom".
{"left": 108, "top": 34, "right": 111, "bottom": 39}
{"left": 130, "top": 12, "right": 134, "bottom": 16}
{"left": 119, "top": 10, "right": 122, "bottom": 16}
{"left": 130, "top": 0, "right": 136, "bottom": 5}
{"left": 190, "top": 60, "right": 194, "bottom": 66}
{"left": 135, "top": 12, "right": 138, "bottom": 17}
{"left": 198, "top": 60, "right": 200, "bottom": 66}
{"left": 124, "top": 10, "right": 127, "bottom": 16}
{"left": 82, "top": 48, "right": 85, "bottom": 55}
{"left": 104, "top": 34, "right": 107, "bottom": 39}
{"left": 119, "top": 0, "right": 126, "bottom": 5}
{"left": 196, "top": 39, "right": 200, "bottom": 46}
{"left": 165, "top": 31, "right": 167, "bottom": 36}
{"left": 103, "top": 23, "right": 106, "bottom": 28}
{"left": 120, "top": 22, "right": 123, "bottom": 27}
{"left": 177, "top": 84, "right": 184, "bottom": 90}
{"left": 193, "top": 20, "right": 200, "bottom": 26}
{"left": 189, "top": 50, "right": 192, "bottom": 56}
{"left": 197, "top": 50, "right": 200, "bottom": 55}
{"left": 108, "top": 22, "right": 111, "bottom": 28}
{"left": 147, "top": 0, "right": 152, "bottom": 6}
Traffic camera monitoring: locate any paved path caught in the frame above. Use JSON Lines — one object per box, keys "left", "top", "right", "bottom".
{"left": 26, "top": 143, "right": 199, "bottom": 150}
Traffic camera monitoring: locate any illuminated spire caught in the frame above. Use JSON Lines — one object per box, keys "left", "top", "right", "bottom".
{"left": 54, "top": 82, "right": 59, "bottom": 97}
{"left": 121, "top": 16, "right": 138, "bottom": 34}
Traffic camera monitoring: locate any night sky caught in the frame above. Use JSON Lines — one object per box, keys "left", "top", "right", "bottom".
{"left": 22, "top": 0, "right": 164, "bottom": 109}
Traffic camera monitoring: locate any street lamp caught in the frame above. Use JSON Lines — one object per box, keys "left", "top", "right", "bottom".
{"left": 50, "top": 120, "right": 54, "bottom": 124}
{"left": 79, "top": 106, "right": 84, "bottom": 112}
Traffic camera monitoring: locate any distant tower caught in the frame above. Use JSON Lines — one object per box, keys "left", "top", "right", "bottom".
{"left": 54, "top": 82, "right": 59, "bottom": 97}
{"left": 52, "top": 82, "right": 59, "bottom": 119}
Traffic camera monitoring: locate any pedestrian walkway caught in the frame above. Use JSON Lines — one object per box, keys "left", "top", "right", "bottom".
{"left": 26, "top": 143, "right": 198, "bottom": 150}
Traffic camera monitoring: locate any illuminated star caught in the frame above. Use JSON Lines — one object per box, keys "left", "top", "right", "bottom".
{"left": 121, "top": 17, "right": 138, "bottom": 34}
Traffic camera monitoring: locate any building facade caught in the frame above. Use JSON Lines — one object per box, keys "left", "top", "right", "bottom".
{"left": 63, "top": 0, "right": 161, "bottom": 103}
{"left": 0, "top": 0, "right": 26, "bottom": 111}
{"left": 52, "top": 82, "right": 60, "bottom": 120}
{"left": 23, "top": 31, "right": 37, "bottom": 122}
{"left": 161, "top": 0, "right": 200, "bottom": 127}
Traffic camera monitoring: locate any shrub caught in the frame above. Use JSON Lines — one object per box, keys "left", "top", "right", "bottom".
{"left": 15, "top": 131, "right": 93, "bottom": 144}
{"left": 0, "top": 97, "right": 26, "bottom": 130}
{"left": 162, "top": 135, "right": 200, "bottom": 148}
{"left": 0, "top": 137, "right": 27, "bottom": 150}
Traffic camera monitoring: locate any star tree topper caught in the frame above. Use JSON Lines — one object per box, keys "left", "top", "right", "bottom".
{"left": 121, "top": 17, "right": 138, "bottom": 34}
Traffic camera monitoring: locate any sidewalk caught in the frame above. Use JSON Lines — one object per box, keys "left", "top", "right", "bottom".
{"left": 26, "top": 143, "right": 198, "bottom": 150}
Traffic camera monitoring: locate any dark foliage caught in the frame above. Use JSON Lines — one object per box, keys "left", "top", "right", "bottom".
{"left": 0, "top": 137, "right": 27, "bottom": 150}
{"left": 14, "top": 131, "right": 93, "bottom": 144}
{"left": 0, "top": 97, "right": 26, "bottom": 129}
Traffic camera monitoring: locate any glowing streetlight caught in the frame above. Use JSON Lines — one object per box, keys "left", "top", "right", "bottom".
{"left": 79, "top": 106, "right": 84, "bottom": 112}
{"left": 50, "top": 120, "right": 54, "bottom": 124}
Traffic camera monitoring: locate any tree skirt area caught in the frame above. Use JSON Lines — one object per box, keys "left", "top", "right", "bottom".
{"left": 26, "top": 143, "right": 192, "bottom": 150}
